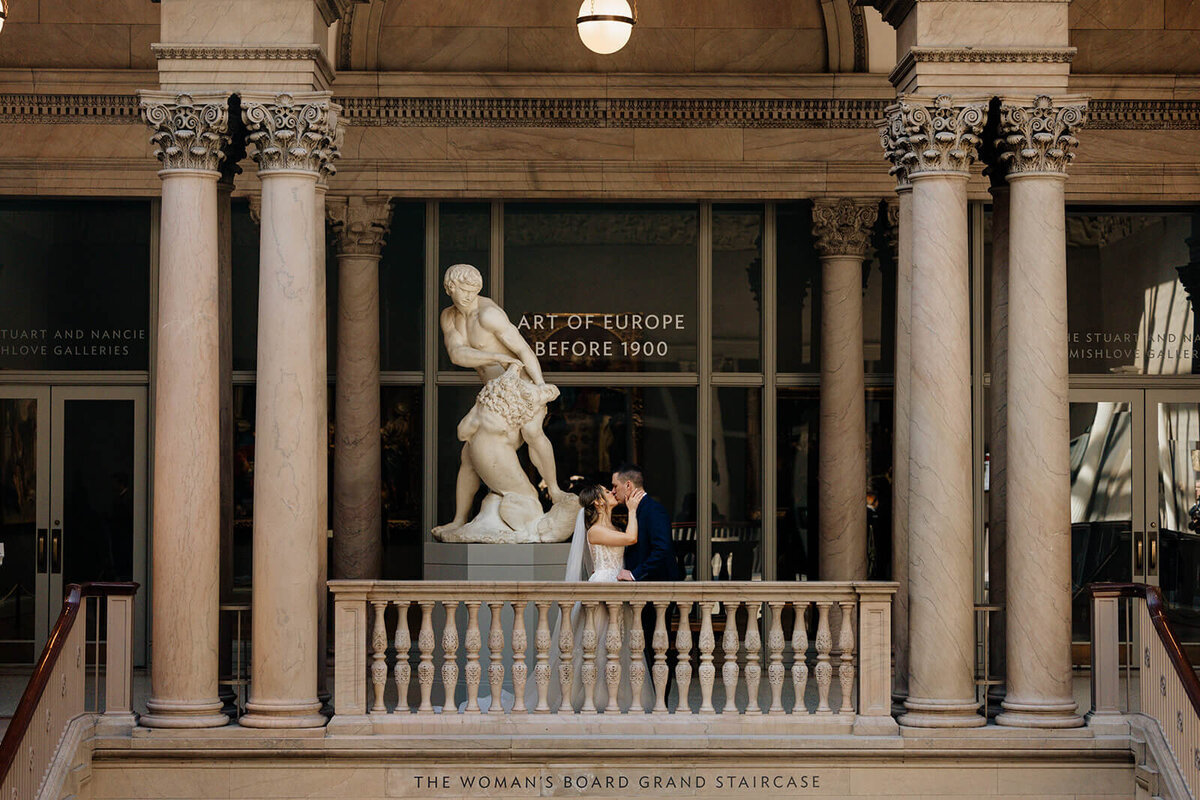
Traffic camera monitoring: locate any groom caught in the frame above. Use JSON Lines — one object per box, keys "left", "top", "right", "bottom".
{"left": 613, "top": 463, "right": 679, "bottom": 583}
{"left": 613, "top": 464, "right": 680, "bottom": 702}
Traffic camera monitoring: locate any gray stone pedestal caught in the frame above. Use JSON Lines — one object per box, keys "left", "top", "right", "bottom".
{"left": 425, "top": 542, "right": 572, "bottom": 581}
{"left": 421, "top": 543, "right": 573, "bottom": 711}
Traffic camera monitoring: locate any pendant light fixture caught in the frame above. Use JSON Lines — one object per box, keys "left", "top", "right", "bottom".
{"left": 576, "top": 0, "right": 637, "bottom": 55}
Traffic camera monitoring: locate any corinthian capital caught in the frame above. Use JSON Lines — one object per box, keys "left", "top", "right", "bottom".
{"left": 139, "top": 91, "right": 232, "bottom": 173}
{"left": 996, "top": 95, "right": 1087, "bottom": 177}
{"left": 812, "top": 198, "right": 879, "bottom": 258}
{"left": 327, "top": 196, "right": 393, "bottom": 257}
{"left": 241, "top": 92, "right": 341, "bottom": 176}
{"left": 881, "top": 94, "right": 986, "bottom": 178}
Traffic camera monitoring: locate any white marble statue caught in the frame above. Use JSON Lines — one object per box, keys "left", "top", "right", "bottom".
{"left": 432, "top": 264, "right": 577, "bottom": 543}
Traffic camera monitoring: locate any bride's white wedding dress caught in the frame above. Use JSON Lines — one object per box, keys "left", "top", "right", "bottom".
{"left": 588, "top": 540, "right": 624, "bottom": 583}
{"left": 556, "top": 511, "right": 654, "bottom": 712}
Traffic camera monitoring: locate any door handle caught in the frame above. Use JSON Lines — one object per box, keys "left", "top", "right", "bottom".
{"left": 1135, "top": 534, "right": 1144, "bottom": 573}
{"left": 50, "top": 528, "right": 62, "bottom": 575}
{"left": 1149, "top": 534, "right": 1158, "bottom": 573}
{"left": 36, "top": 528, "right": 48, "bottom": 574}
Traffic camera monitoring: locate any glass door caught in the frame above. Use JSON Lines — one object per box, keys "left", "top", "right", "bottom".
{"left": 1145, "top": 389, "right": 1200, "bottom": 649}
{"left": 1068, "top": 390, "right": 1145, "bottom": 652}
{"left": 0, "top": 386, "right": 50, "bottom": 662}
{"left": 0, "top": 385, "right": 147, "bottom": 664}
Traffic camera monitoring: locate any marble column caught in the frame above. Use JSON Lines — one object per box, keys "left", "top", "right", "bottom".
{"left": 314, "top": 177, "right": 331, "bottom": 711}
{"left": 887, "top": 185, "right": 912, "bottom": 706}
{"left": 882, "top": 94, "right": 987, "bottom": 728}
{"left": 216, "top": 133, "right": 243, "bottom": 714}
{"left": 328, "top": 196, "right": 393, "bottom": 580}
{"left": 812, "top": 198, "right": 877, "bottom": 582}
{"left": 987, "top": 176, "right": 1010, "bottom": 708}
{"left": 238, "top": 92, "right": 340, "bottom": 729}
{"left": 138, "top": 91, "right": 233, "bottom": 728}
{"left": 995, "top": 95, "right": 1086, "bottom": 729}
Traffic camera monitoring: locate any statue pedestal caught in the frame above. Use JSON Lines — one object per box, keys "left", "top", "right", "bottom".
{"left": 423, "top": 543, "right": 572, "bottom": 711}
{"left": 424, "top": 542, "right": 572, "bottom": 581}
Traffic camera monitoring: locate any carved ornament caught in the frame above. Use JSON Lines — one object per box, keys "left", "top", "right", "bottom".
{"left": 338, "top": 97, "right": 889, "bottom": 129}
{"left": 812, "top": 199, "right": 879, "bottom": 258}
{"left": 328, "top": 196, "right": 393, "bottom": 256}
{"left": 996, "top": 95, "right": 1086, "bottom": 177}
{"left": 881, "top": 94, "right": 986, "bottom": 178}
{"left": 241, "top": 93, "right": 340, "bottom": 176}
{"left": 139, "top": 92, "right": 231, "bottom": 173}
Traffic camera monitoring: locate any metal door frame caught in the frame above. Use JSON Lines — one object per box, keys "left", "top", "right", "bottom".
{"left": 1069, "top": 387, "right": 1149, "bottom": 584}
{"left": 1143, "top": 388, "right": 1200, "bottom": 589}
{"left": 50, "top": 385, "right": 148, "bottom": 666}
{"left": 0, "top": 384, "right": 148, "bottom": 664}
{"left": 0, "top": 385, "right": 51, "bottom": 657}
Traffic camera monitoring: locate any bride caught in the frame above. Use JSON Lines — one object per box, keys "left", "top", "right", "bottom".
{"left": 558, "top": 483, "right": 654, "bottom": 712}
{"left": 578, "top": 482, "right": 644, "bottom": 581}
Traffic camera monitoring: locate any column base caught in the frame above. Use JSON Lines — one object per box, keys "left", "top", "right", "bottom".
{"left": 996, "top": 697, "right": 1083, "bottom": 729}
{"left": 141, "top": 697, "right": 230, "bottom": 729}
{"left": 239, "top": 698, "right": 327, "bottom": 729}
{"left": 898, "top": 696, "right": 985, "bottom": 728}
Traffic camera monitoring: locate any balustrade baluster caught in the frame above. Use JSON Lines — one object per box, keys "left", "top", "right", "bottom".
{"left": 512, "top": 600, "right": 528, "bottom": 713}
{"left": 699, "top": 602, "right": 717, "bottom": 714}
{"left": 534, "top": 602, "right": 552, "bottom": 713}
{"left": 442, "top": 601, "right": 460, "bottom": 714}
{"left": 557, "top": 600, "right": 575, "bottom": 713}
{"left": 767, "top": 601, "right": 785, "bottom": 714}
{"left": 581, "top": 602, "right": 598, "bottom": 713}
{"left": 370, "top": 600, "right": 388, "bottom": 713}
{"left": 838, "top": 601, "right": 855, "bottom": 714}
{"left": 745, "top": 603, "right": 762, "bottom": 715}
{"left": 722, "top": 602, "right": 740, "bottom": 714}
{"left": 417, "top": 601, "right": 435, "bottom": 713}
{"left": 651, "top": 602, "right": 669, "bottom": 713}
{"left": 792, "top": 601, "right": 810, "bottom": 714}
{"left": 815, "top": 600, "right": 833, "bottom": 715}
{"left": 487, "top": 601, "right": 505, "bottom": 714}
{"left": 629, "top": 601, "right": 646, "bottom": 713}
{"left": 393, "top": 600, "right": 411, "bottom": 714}
{"left": 675, "top": 603, "right": 693, "bottom": 714}
{"left": 464, "top": 602, "right": 482, "bottom": 713}
{"left": 604, "top": 601, "right": 623, "bottom": 712}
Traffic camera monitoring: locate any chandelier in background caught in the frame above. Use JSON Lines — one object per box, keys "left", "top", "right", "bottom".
{"left": 576, "top": 0, "right": 637, "bottom": 55}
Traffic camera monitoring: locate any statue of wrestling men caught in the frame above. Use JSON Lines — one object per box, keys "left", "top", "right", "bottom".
{"left": 432, "top": 264, "right": 577, "bottom": 543}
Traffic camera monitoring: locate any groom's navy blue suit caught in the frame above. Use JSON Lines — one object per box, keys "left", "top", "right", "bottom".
{"left": 624, "top": 495, "right": 680, "bottom": 581}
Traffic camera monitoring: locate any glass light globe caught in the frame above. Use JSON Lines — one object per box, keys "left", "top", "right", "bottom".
{"left": 577, "top": 0, "right": 635, "bottom": 55}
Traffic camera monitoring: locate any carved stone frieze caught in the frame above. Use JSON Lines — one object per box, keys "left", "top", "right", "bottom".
{"left": 338, "top": 97, "right": 890, "bottom": 129}
{"left": 241, "top": 93, "right": 341, "bottom": 176}
{"left": 327, "top": 196, "right": 393, "bottom": 256}
{"left": 3, "top": 92, "right": 1198, "bottom": 132}
{"left": 139, "top": 92, "right": 232, "bottom": 173}
{"left": 881, "top": 94, "right": 986, "bottom": 178}
{"left": 996, "top": 95, "right": 1087, "bottom": 177}
{"left": 812, "top": 198, "right": 879, "bottom": 258}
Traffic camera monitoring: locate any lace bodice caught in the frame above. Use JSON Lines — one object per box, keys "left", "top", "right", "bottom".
{"left": 588, "top": 543, "right": 625, "bottom": 582}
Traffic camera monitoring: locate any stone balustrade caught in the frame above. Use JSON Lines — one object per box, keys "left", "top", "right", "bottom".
{"left": 329, "top": 581, "right": 897, "bottom": 735}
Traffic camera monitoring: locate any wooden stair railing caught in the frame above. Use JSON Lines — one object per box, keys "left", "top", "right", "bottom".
{"left": 0, "top": 581, "right": 137, "bottom": 800}
{"left": 1089, "top": 582, "right": 1200, "bottom": 797}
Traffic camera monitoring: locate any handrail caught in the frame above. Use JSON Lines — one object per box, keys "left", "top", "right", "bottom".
{"left": 0, "top": 581, "right": 137, "bottom": 785}
{"left": 1088, "top": 582, "right": 1200, "bottom": 718}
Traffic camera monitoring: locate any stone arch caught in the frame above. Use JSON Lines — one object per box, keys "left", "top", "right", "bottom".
{"left": 337, "top": 0, "right": 388, "bottom": 72}
{"left": 820, "top": 0, "right": 867, "bottom": 72}
{"left": 342, "top": 0, "right": 874, "bottom": 74}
